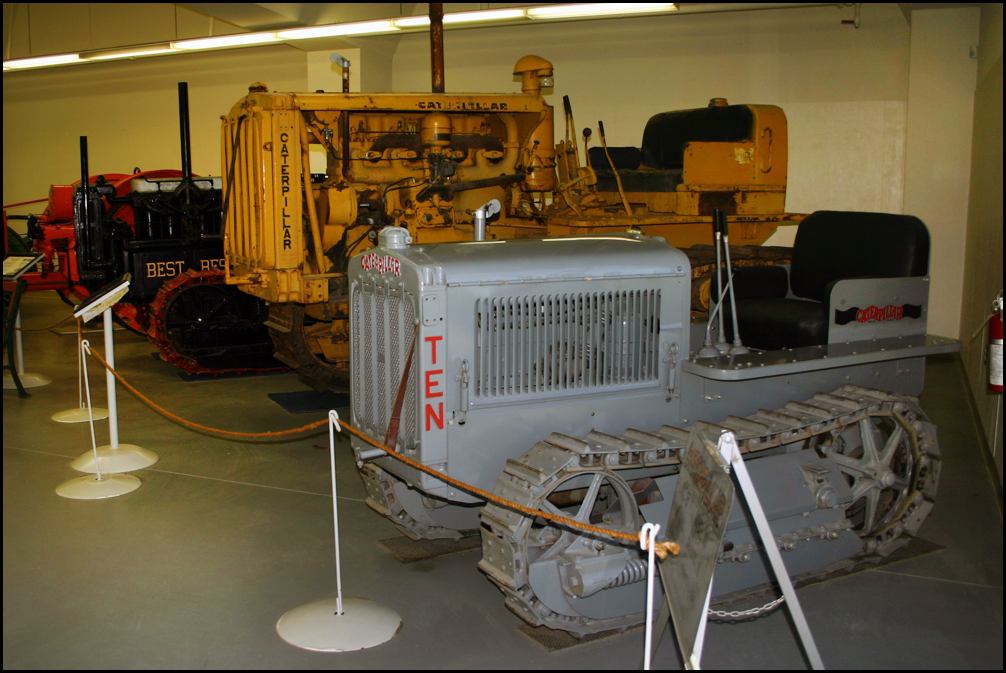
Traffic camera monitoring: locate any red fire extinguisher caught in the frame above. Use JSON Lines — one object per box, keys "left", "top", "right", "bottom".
{"left": 990, "top": 294, "right": 1003, "bottom": 394}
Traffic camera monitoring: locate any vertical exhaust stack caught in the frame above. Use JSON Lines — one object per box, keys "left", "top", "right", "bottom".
{"left": 79, "top": 136, "right": 90, "bottom": 228}
{"left": 430, "top": 3, "right": 445, "bottom": 93}
{"left": 177, "top": 82, "right": 193, "bottom": 182}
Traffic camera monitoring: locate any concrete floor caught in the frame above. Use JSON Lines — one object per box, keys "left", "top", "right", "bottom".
{"left": 4, "top": 291, "right": 1003, "bottom": 670}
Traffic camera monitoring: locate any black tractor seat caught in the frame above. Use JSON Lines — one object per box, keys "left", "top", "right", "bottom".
{"left": 732, "top": 210, "right": 930, "bottom": 351}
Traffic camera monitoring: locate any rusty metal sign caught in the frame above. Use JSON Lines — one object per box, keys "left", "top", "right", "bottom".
{"left": 655, "top": 429, "right": 733, "bottom": 667}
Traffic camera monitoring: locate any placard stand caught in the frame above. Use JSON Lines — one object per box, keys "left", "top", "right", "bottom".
{"left": 645, "top": 430, "right": 824, "bottom": 670}
{"left": 66, "top": 275, "right": 158, "bottom": 474}
{"left": 713, "top": 431, "right": 823, "bottom": 670}
{"left": 56, "top": 338, "right": 140, "bottom": 500}
{"left": 276, "top": 411, "right": 401, "bottom": 652}
{"left": 52, "top": 319, "right": 109, "bottom": 423}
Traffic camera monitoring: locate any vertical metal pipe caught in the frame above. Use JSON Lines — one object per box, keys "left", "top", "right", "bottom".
{"left": 430, "top": 3, "right": 445, "bottom": 93}
{"left": 79, "top": 136, "right": 90, "bottom": 227}
{"left": 79, "top": 136, "right": 89, "bottom": 191}
{"left": 177, "top": 82, "right": 193, "bottom": 181}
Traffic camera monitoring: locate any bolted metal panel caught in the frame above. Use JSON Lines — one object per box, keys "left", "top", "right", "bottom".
{"left": 474, "top": 290, "right": 661, "bottom": 398}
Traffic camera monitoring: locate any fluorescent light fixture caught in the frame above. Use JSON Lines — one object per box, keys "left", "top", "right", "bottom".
{"left": 3, "top": 53, "right": 81, "bottom": 70}
{"left": 396, "top": 8, "right": 528, "bottom": 29}
{"left": 278, "top": 20, "right": 398, "bottom": 40}
{"left": 172, "top": 32, "right": 279, "bottom": 50}
{"left": 445, "top": 9, "right": 528, "bottom": 24}
{"left": 527, "top": 3, "right": 677, "bottom": 20}
{"left": 394, "top": 16, "right": 430, "bottom": 28}
{"left": 81, "top": 44, "right": 177, "bottom": 61}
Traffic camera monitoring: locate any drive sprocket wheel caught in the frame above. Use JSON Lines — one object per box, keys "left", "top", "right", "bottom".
{"left": 480, "top": 447, "right": 648, "bottom": 636}
{"left": 149, "top": 269, "right": 279, "bottom": 375}
{"left": 813, "top": 401, "right": 939, "bottom": 556}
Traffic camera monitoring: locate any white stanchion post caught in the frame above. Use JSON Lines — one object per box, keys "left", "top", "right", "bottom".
{"left": 275, "top": 410, "right": 400, "bottom": 652}
{"left": 104, "top": 309, "right": 119, "bottom": 448}
{"left": 14, "top": 310, "right": 23, "bottom": 373}
{"left": 717, "top": 431, "right": 825, "bottom": 671}
{"left": 329, "top": 410, "right": 345, "bottom": 617}
{"left": 2, "top": 308, "right": 52, "bottom": 390}
{"left": 52, "top": 319, "right": 109, "bottom": 423}
{"left": 639, "top": 523, "right": 660, "bottom": 671}
{"left": 70, "top": 306, "right": 157, "bottom": 474}
{"left": 55, "top": 340, "right": 140, "bottom": 499}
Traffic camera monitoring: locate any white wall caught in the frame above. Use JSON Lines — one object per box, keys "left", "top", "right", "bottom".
{"left": 3, "top": 46, "right": 308, "bottom": 210}
{"left": 903, "top": 7, "right": 980, "bottom": 340}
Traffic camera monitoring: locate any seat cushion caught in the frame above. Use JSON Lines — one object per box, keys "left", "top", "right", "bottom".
{"left": 734, "top": 297, "right": 829, "bottom": 351}
{"left": 593, "top": 168, "right": 683, "bottom": 193}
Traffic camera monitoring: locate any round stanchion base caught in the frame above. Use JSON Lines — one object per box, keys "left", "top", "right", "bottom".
{"left": 71, "top": 444, "right": 159, "bottom": 474}
{"left": 55, "top": 473, "right": 141, "bottom": 500}
{"left": 52, "top": 407, "right": 109, "bottom": 424}
{"left": 276, "top": 597, "right": 401, "bottom": 652}
{"left": 4, "top": 372, "right": 52, "bottom": 389}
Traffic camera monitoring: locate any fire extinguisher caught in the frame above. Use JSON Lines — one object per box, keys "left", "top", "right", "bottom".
{"left": 990, "top": 293, "right": 1004, "bottom": 394}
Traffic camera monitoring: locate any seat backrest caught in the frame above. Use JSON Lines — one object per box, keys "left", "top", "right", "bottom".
{"left": 790, "top": 211, "right": 930, "bottom": 302}
{"left": 587, "top": 146, "right": 641, "bottom": 170}
{"left": 640, "top": 105, "right": 754, "bottom": 170}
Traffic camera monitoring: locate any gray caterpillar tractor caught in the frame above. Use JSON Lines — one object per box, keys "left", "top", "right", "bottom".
{"left": 347, "top": 209, "right": 956, "bottom": 636}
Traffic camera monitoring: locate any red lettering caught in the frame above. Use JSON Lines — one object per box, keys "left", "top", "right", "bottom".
{"left": 425, "top": 335, "right": 443, "bottom": 364}
{"left": 425, "top": 402, "right": 444, "bottom": 431}
{"left": 425, "top": 369, "right": 444, "bottom": 398}
{"left": 856, "top": 304, "right": 904, "bottom": 323}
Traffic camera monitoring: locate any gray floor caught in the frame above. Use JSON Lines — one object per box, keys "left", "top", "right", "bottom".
{"left": 4, "top": 291, "right": 1003, "bottom": 670}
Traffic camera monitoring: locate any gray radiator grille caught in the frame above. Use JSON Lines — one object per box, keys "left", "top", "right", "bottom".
{"left": 475, "top": 290, "right": 660, "bottom": 398}
{"left": 351, "top": 282, "right": 417, "bottom": 447}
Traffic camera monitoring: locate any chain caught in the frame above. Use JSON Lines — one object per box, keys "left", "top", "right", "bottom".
{"left": 708, "top": 595, "right": 785, "bottom": 621}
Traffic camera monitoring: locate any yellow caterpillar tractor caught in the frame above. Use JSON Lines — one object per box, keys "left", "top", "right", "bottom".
{"left": 222, "top": 56, "right": 798, "bottom": 390}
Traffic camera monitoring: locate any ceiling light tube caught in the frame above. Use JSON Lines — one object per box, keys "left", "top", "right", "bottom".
{"left": 277, "top": 20, "right": 399, "bottom": 40}
{"left": 527, "top": 3, "right": 677, "bottom": 20}
{"left": 3, "top": 53, "right": 81, "bottom": 70}
{"left": 172, "top": 32, "right": 279, "bottom": 51}
{"left": 81, "top": 44, "right": 177, "bottom": 60}
{"left": 394, "top": 16, "right": 431, "bottom": 28}
{"left": 444, "top": 9, "right": 528, "bottom": 24}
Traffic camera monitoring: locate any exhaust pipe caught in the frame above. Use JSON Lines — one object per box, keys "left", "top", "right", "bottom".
{"left": 430, "top": 3, "right": 445, "bottom": 93}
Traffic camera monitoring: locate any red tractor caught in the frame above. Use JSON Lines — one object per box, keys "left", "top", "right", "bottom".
{"left": 4, "top": 84, "right": 277, "bottom": 376}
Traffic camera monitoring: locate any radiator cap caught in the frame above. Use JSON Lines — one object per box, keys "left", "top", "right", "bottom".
{"left": 379, "top": 226, "right": 412, "bottom": 250}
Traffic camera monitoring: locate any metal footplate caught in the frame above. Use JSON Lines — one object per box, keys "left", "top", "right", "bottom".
{"left": 478, "top": 385, "right": 940, "bottom": 636}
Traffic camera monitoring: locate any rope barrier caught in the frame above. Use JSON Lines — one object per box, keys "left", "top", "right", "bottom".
{"left": 16, "top": 313, "right": 76, "bottom": 333}
{"left": 3, "top": 197, "right": 48, "bottom": 209}
{"left": 85, "top": 347, "right": 680, "bottom": 552}
{"left": 88, "top": 348, "right": 326, "bottom": 439}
